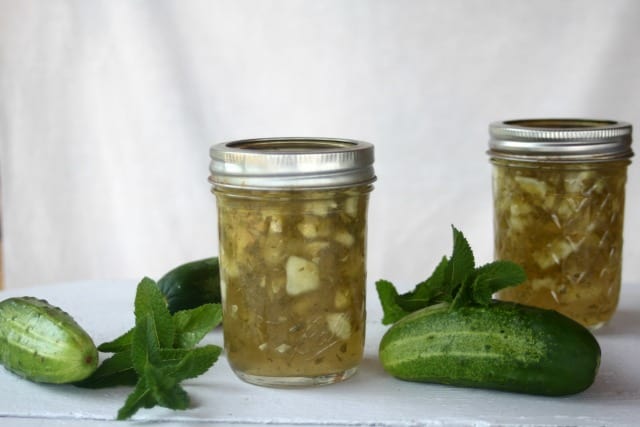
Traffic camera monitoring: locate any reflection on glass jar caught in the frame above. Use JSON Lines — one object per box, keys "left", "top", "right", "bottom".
{"left": 488, "top": 119, "right": 633, "bottom": 330}
{"left": 209, "top": 138, "right": 375, "bottom": 386}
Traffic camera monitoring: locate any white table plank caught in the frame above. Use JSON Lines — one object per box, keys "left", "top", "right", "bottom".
{"left": 0, "top": 280, "right": 639, "bottom": 426}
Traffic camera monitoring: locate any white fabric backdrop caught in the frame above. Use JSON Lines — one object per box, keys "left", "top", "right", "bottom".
{"left": 1, "top": 0, "right": 639, "bottom": 292}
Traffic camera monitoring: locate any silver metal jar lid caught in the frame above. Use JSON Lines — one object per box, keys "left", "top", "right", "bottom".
{"left": 209, "top": 137, "right": 376, "bottom": 190}
{"left": 488, "top": 119, "right": 633, "bottom": 162}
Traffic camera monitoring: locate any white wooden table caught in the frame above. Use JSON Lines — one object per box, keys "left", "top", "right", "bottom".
{"left": 0, "top": 279, "right": 639, "bottom": 426}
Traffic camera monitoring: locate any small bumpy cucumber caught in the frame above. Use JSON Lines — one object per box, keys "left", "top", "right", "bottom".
{"left": 157, "top": 257, "right": 221, "bottom": 314}
{"left": 0, "top": 297, "right": 98, "bottom": 383}
{"left": 379, "top": 301, "right": 601, "bottom": 396}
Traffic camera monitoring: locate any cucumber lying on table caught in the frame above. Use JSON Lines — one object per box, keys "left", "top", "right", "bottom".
{"left": 379, "top": 300, "right": 600, "bottom": 396}
{"left": 0, "top": 297, "right": 98, "bottom": 383}
{"left": 376, "top": 226, "right": 601, "bottom": 396}
{"left": 157, "top": 257, "right": 221, "bottom": 314}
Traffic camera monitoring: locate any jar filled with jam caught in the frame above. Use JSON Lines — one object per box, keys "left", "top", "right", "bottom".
{"left": 209, "top": 138, "right": 375, "bottom": 386}
{"left": 488, "top": 119, "right": 633, "bottom": 329}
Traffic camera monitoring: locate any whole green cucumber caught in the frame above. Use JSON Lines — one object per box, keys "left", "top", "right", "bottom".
{"left": 157, "top": 257, "right": 221, "bottom": 314}
{"left": 379, "top": 301, "right": 601, "bottom": 396}
{"left": 0, "top": 297, "right": 98, "bottom": 383}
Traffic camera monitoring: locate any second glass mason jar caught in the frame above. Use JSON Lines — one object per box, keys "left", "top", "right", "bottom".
{"left": 209, "top": 138, "right": 375, "bottom": 387}
{"left": 488, "top": 119, "right": 633, "bottom": 329}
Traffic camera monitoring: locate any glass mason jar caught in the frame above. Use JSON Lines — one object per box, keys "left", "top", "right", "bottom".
{"left": 209, "top": 138, "right": 375, "bottom": 387}
{"left": 488, "top": 119, "right": 633, "bottom": 329}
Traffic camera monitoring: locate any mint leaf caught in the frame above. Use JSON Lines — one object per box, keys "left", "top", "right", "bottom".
{"left": 134, "top": 277, "right": 174, "bottom": 349}
{"left": 131, "top": 314, "right": 162, "bottom": 375}
{"left": 81, "top": 277, "right": 222, "bottom": 419}
{"left": 97, "top": 328, "right": 134, "bottom": 353}
{"left": 117, "top": 377, "right": 155, "bottom": 420}
{"left": 144, "top": 363, "right": 190, "bottom": 411}
{"left": 158, "top": 348, "right": 191, "bottom": 366}
{"left": 445, "top": 226, "right": 475, "bottom": 292}
{"left": 173, "top": 304, "right": 223, "bottom": 349}
{"left": 376, "top": 280, "right": 410, "bottom": 325}
{"left": 377, "top": 257, "right": 454, "bottom": 325}
{"left": 376, "top": 227, "right": 477, "bottom": 322}
{"left": 155, "top": 384, "right": 189, "bottom": 411}
{"left": 103, "top": 277, "right": 223, "bottom": 420}
{"left": 400, "top": 256, "right": 452, "bottom": 310}
{"left": 75, "top": 351, "right": 137, "bottom": 389}
{"left": 91, "top": 299, "right": 221, "bottom": 391}
{"left": 118, "top": 343, "right": 221, "bottom": 418}
{"left": 472, "top": 260, "right": 527, "bottom": 305}
{"left": 155, "top": 346, "right": 220, "bottom": 381}
{"left": 450, "top": 275, "right": 475, "bottom": 310}
{"left": 171, "top": 345, "right": 222, "bottom": 382}
{"left": 376, "top": 225, "right": 527, "bottom": 323}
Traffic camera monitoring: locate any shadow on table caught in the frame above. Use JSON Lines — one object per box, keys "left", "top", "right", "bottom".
{"left": 594, "top": 308, "right": 640, "bottom": 337}
{"left": 358, "top": 354, "right": 386, "bottom": 376}
{"left": 578, "top": 304, "right": 640, "bottom": 401}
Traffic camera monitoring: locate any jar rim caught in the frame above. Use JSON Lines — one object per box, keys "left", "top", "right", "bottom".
{"left": 488, "top": 118, "right": 633, "bottom": 162}
{"left": 209, "top": 137, "right": 376, "bottom": 190}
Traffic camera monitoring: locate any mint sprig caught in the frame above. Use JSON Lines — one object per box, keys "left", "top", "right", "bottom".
{"left": 376, "top": 226, "right": 526, "bottom": 325}
{"left": 76, "top": 278, "right": 222, "bottom": 420}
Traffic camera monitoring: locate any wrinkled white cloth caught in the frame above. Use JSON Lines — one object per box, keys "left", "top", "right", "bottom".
{"left": 1, "top": 0, "right": 640, "bottom": 289}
